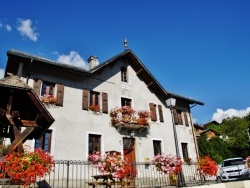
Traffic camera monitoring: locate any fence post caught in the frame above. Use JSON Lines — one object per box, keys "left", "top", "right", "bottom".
{"left": 67, "top": 160, "right": 70, "bottom": 188}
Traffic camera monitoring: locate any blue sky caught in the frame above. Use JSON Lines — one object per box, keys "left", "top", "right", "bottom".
{"left": 0, "top": 1, "right": 250, "bottom": 124}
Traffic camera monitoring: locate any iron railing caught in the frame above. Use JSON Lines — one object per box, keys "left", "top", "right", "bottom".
{"left": 0, "top": 161, "right": 217, "bottom": 187}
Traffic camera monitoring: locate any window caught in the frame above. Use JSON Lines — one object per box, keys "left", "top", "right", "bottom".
{"left": 149, "top": 103, "right": 157, "bottom": 121}
{"left": 90, "top": 91, "right": 100, "bottom": 106}
{"left": 33, "top": 79, "right": 64, "bottom": 106}
{"left": 121, "top": 67, "right": 128, "bottom": 82}
{"left": 88, "top": 134, "right": 101, "bottom": 154}
{"left": 35, "top": 130, "right": 52, "bottom": 152}
{"left": 82, "top": 89, "right": 108, "bottom": 113}
{"left": 153, "top": 140, "right": 162, "bottom": 155}
{"left": 158, "top": 105, "right": 164, "bottom": 122}
{"left": 41, "top": 81, "right": 55, "bottom": 96}
{"left": 181, "top": 143, "right": 189, "bottom": 160}
{"left": 184, "top": 112, "right": 189, "bottom": 126}
{"left": 121, "top": 97, "right": 131, "bottom": 107}
{"left": 173, "top": 109, "right": 183, "bottom": 125}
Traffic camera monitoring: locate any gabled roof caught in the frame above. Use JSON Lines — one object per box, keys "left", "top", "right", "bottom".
{"left": 199, "top": 128, "right": 223, "bottom": 136}
{"left": 6, "top": 49, "right": 204, "bottom": 106}
{"left": 201, "top": 120, "right": 219, "bottom": 128}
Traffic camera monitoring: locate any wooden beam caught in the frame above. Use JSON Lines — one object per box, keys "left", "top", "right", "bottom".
{"left": 147, "top": 82, "right": 154, "bottom": 88}
{"left": 4, "top": 127, "right": 35, "bottom": 155}
{"left": 136, "top": 69, "right": 144, "bottom": 75}
{"left": 12, "top": 111, "right": 38, "bottom": 127}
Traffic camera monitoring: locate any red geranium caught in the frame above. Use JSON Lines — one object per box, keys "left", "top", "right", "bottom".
{"left": 0, "top": 148, "right": 55, "bottom": 186}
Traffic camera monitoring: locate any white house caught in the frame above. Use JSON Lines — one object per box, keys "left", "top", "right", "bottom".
{"left": 3, "top": 48, "right": 204, "bottom": 163}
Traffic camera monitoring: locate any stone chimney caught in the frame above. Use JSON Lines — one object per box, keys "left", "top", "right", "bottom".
{"left": 88, "top": 56, "right": 99, "bottom": 70}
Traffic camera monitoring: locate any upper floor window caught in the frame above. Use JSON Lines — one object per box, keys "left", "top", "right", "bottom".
{"left": 82, "top": 89, "right": 108, "bottom": 113}
{"left": 121, "top": 67, "right": 128, "bottom": 82}
{"left": 153, "top": 140, "right": 162, "bottom": 155}
{"left": 35, "top": 130, "right": 52, "bottom": 153}
{"left": 121, "top": 97, "right": 131, "bottom": 107}
{"left": 149, "top": 103, "right": 164, "bottom": 122}
{"left": 41, "top": 81, "right": 55, "bottom": 96}
{"left": 89, "top": 134, "right": 101, "bottom": 154}
{"left": 173, "top": 109, "right": 183, "bottom": 125}
{"left": 33, "top": 79, "right": 64, "bottom": 106}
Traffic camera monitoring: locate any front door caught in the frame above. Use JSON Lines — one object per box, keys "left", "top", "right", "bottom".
{"left": 123, "top": 137, "right": 136, "bottom": 179}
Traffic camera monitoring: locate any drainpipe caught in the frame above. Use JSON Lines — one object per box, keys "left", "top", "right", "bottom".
{"left": 26, "top": 58, "right": 33, "bottom": 84}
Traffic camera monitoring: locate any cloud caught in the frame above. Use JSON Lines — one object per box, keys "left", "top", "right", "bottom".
{"left": 0, "top": 69, "right": 5, "bottom": 79}
{"left": 17, "top": 19, "right": 39, "bottom": 41}
{"left": 6, "top": 24, "right": 11, "bottom": 31}
{"left": 0, "top": 23, "right": 2, "bottom": 28}
{"left": 212, "top": 108, "right": 250, "bottom": 123}
{"left": 57, "top": 51, "right": 89, "bottom": 70}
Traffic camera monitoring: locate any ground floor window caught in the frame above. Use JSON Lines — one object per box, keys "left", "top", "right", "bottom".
{"left": 88, "top": 134, "right": 101, "bottom": 154}
{"left": 181, "top": 143, "right": 189, "bottom": 161}
{"left": 35, "top": 129, "right": 52, "bottom": 152}
{"left": 153, "top": 140, "right": 162, "bottom": 155}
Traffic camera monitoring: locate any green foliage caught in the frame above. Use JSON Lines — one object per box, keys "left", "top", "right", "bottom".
{"left": 198, "top": 114, "right": 250, "bottom": 161}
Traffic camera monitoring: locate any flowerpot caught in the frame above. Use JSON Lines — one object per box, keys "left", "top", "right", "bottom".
{"left": 169, "top": 174, "right": 178, "bottom": 186}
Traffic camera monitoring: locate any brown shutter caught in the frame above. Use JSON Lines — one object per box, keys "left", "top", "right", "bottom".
{"left": 149, "top": 103, "right": 157, "bottom": 121}
{"left": 82, "top": 89, "right": 89, "bottom": 110}
{"left": 184, "top": 112, "right": 189, "bottom": 127}
{"left": 102, "top": 92, "right": 108, "bottom": 114}
{"left": 56, "top": 84, "right": 64, "bottom": 106}
{"left": 173, "top": 109, "right": 178, "bottom": 125}
{"left": 158, "top": 105, "right": 164, "bottom": 122}
{"left": 33, "top": 79, "right": 42, "bottom": 96}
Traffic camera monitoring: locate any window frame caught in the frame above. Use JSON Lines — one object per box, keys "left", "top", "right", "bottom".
{"left": 88, "top": 134, "right": 101, "bottom": 155}
{"left": 181, "top": 142, "right": 189, "bottom": 160}
{"left": 153, "top": 140, "right": 162, "bottom": 155}
{"left": 34, "top": 129, "right": 52, "bottom": 153}
{"left": 121, "top": 67, "right": 128, "bottom": 83}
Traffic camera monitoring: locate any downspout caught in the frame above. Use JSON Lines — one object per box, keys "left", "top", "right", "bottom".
{"left": 189, "top": 103, "right": 200, "bottom": 160}
{"left": 26, "top": 58, "right": 33, "bottom": 84}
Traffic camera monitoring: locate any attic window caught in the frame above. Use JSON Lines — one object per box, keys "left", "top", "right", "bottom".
{"left": 121, "top": 67, "right": 128, "bottom": 82}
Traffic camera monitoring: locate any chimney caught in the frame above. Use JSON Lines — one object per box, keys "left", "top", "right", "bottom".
{"left": 88, "top": 56, "right": 99, "bottom": 70}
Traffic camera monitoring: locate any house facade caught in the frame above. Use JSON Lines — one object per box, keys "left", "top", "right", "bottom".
{"left": 3, "top": 49, "right": 204, "bottom": 163}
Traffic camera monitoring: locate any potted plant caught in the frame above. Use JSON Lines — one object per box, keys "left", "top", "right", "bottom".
{"left": 88, "top": 104, "right": 100, "bottom": 113}
{"left": 151, "top": 154, "right": 182, "bottom": 186}
{"left": 40, "top": 94, "right": 57, "bottom": 106}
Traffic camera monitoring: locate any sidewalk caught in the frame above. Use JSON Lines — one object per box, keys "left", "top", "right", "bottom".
{"left": 185, "top": 180, "right": 250, "bottom": 188}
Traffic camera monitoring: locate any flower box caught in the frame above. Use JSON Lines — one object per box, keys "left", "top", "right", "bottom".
{"left": 113, "top": 122, "right": 149, "bottom": 133}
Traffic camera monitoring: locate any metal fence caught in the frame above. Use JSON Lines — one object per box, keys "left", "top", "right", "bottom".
{"left": 0, "top": 160, "right": 217, "bottom": 188}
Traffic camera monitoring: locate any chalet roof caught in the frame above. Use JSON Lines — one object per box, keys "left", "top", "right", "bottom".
{"left": 199, "top": 128, "right": 223, "bottom": 136}
{"left": 0, "top": 76, "right": 54, "bottom": 140}
{"left": 0, "top": 75, "right": 32, "bottom": 90}
{"left": 6, "top": 49, "right": 204, "bottom": 106}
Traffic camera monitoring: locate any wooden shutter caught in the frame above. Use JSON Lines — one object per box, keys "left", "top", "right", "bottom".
{"left": 149, "top": 103, "right": 157, "bottom": 121}
{"left": 158, "top": 105, "right": 164, "bottom": 122}
{"left": 184, "top": 112, "right": 189, "bottom": 127}
{"left": 102, "top": 92, "right": 108, "bottom": 114}
{"left": 82, "top": 89, "right": 89, "bottom": 110}
{"left": 33, "top": 79, "right": 42, "bottom": 96}
{"left": 173, "top": 109, "right": 178, "bottom": 125}
{"left": 56, "top": 84, "right": 64, "bottom": 106}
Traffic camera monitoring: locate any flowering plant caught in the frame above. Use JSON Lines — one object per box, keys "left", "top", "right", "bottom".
{"left": 88, "top": 151, "right": 135, "bottom": 178}
{"left": 244, "top": 156, "right": 250, "bottom": 169}
{"left": 88, "top": 104, "right": 100, "bottom": 113}
{"left": 110, "top": 106, "right": 151, "bottom": 126}
{"left": 40, "top": 95, "right": 57, "bottom": 105}
{"left": 0, "top": 148, "right": 55, "bottom": 186}
{"left": 197, "top": 156, "right": 218, "bottom": 176}
{"left": 151, "top": 154, "right": 182, "bottom": 175}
